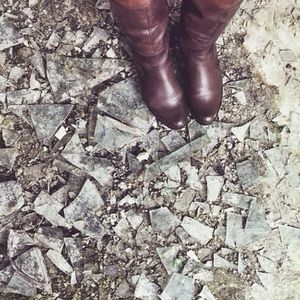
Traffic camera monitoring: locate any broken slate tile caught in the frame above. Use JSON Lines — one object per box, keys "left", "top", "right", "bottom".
{"left": 181, "top": 217, "right": 214, "bottom": 245}
{"left": 257, "top": 255, "right": 277, "bottom": 273}
{"left": 125, "top": 209, "right": 143, "bottom": 230}
{"left": 6, "top": 271, "right": 37, "bottom": 297}
{"left": 236, "top": 160, "right": 261, "bottom": 190}
{"left": 29, "top": 104, "right": 73, "bottom": 141}
{"left": 93, "top": 114, "right": 142, "bottom": 151}
{"left": 113, "top": 218, "right": 133, "bottom": 242}
{"left": 62, "top": 133, "right": 114, "bottom": 186}
{"left": 199, "top": 285, "right": 216, "bottom": 300}
{"left": 0, "top": 16, "right": 24, "bottom": 51}
{"left": 256, "top": 272, "right": 275, "bottom": 290}
{"left": 160, "top": 273, "right": 194, "bottom": 300}
{"left": 174, "top": 188, "right": 196, "bottom": 212}
{"left": 46, "top": 249, "right": 73, "bottom": 275}
{"left": 98, "top": 76, "right": 154, "bottom": 134}
{"left": 156, "top": 244, "right": 182, "bottom": 274}
{"left": 82, "top": 27, "right": 110, "bottom": 52}
{"left": 278, "top": 224, "right": 300, "bottom": 246}
{"left": 14, "top": 247, "right": 51, "bottom": 293}
{"left": 134, "top": 273, "right": 160, "bottom": 300}
{"left": 7, "top": 230, "right": 35, "bottom": 259}
{"left": 161, "top": 130, "right": 186, "bottom": 152}
{"left": 33, "top": 231, "right": 64, "bottom": 253}
{"left": 225, "top": 212, "right": 243, "bottom": 248}
{"left": 222, "top": 192, "right": 255, "bottom": 209}
{"left": 194, "top": 269, "right": 214, "bottom": 283}
{"left": 6, "top": 89, "right": 41, "bottom": 105}
{"left": 64, "top": 179, "right": 104, "bottom": 223}
{"left": 46, "top": 53, "right": 131, "bottom": 101}
{"left": 0, "top": 148, "right": 17, "bottom": 170}
{"left": 150, "top": 207, "right": 180, "bottom": 235}
{"left": 30, "top": 51, "right": 46, "bottom": 78}
{"left": 264, "top": 147, "right": 288, "bottom": 178}
{"left": 231, "top": 122, "right": 250, "bottom": 142}
{"left": 206, "top": 176, "right": 224, "bottom": 203}
{"left": 213, "top": 254, "right": 237, "bottom": 270}
{"left": 0, "top": 181, "right": 24, "bottom": 219}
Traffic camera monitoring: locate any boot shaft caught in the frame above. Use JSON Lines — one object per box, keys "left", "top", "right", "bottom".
{"left": 109, "top": 0, "right": 169, "bottom": 59}
{"left": 180, "top": 0, "right": 243, "bottom": 53}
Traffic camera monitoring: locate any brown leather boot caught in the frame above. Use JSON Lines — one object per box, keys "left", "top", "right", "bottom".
{"left": 179, "top": 0, "right": 243, "bottom": 125}
{"left": 109, "top": 0, "right": 189, "bottom": 130}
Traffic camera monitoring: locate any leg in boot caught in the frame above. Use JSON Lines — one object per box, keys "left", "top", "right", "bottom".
{"left": 109, "top": 0, "right": 188, "bottom": 130}
{"left": 179, "top": 0, "right": 243, "bottom": 125}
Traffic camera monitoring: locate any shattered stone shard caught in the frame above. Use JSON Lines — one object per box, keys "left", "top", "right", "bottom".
{"left": 160, "top": 273, "right": 194, "bottom": 300}
{"left": 225, "top": 212, "right": 243, "bottom": 248}
{"left": 214, "top": 254, "right": 237, "bottom": 270}
{"left": 6, "top": 272, "right": 37, "bottom": 297}
{"left": 0, "top": 181, "right": 24, "bottom": 219}
{"left": 0, "top": 16, "right": 24, "bottom": 51}
{"left": 64, "top": 179, "right": 104, "bottom": 223}
{"left": 29, "top": 104, "right": 73, "bottom": 141}
{"left": 82, "top": 27, "right": 110, "bottom": 52}
{"left": 7, "top": 230, "right": 35, "bottom": 259}
{"left": 150, "top": 207, "right": 180, "bottom": 235}
{"left": 134, "top": 273, "right": 160, "bottom": 300}
{"left": 93, "top": 114, "right": 142, "bottom": 151}
{"left": 181, "top": 217, "right": 214, "bottom": 245}
{"left": 174, "top": 188, "right": 196, "bottom": 212}
{"left": 46, "top": 53, "right": 131, "bottom": 101}
{"left": 156, "top": 244, "right": 182, "bottom": 274}
{"left": 236, "top": 160, "right": 261, "bottom": 190}
{"left": 6, "top": 89, "right": 41, "bottom": 105}
{"left": 278, "top": 224, "right": 300, "bottom": 246}
{"left": 199, "top": 286, "right": 216, "bottom": 300}
{"left": 206, "top": 176, "right": 224, "bottom": 203}
{"left": 98, "top": 76, "right": 154, "bottom": 134}
{"left": 14, "top": 247, "right": 52, "bottom": 293}
{"left": 222, "top": 192, "right": 255, "bottom": 209}
{"left": 46, "top": 249, "right": 73, "bottom": 275}
{"left": 161, "top": 130, "right": 186, "bottom": 152}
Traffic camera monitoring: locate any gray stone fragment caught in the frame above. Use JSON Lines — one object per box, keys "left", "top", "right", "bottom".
{"left": 174, "top": 188, "right": 196, "bottom": 212}
{"left": 134, "top": 273, "right": 160, "bottom": 300}
{"left": 62, "top": 133, "right": 113, "bottom": 186}
{"left": 46, "top": 249, "right": 73, "bottom": 275}
{"left": 181, "top": 217, "right": 214, "bottom": 245}
{"left": 194, "top": 269, "right": 214, "bottom": 282}
{"left": 125, "top": 209, "right": 143, "bottom": 230}
{"left": 231, "top": 122, "right": 250, "bottom": 142}
{"left": 29, "top": 104, "right": 73, "bottom": 141}
{"left": 0, "top": 75, "right": 7, "bottom": 92}
{"left": 225, "top": 212, "right": 243, "bottom": 248}
{"left": 0, "top": 16, "right": 24, "bottom": 51}
{"left": 156, "top": 244, "right": 182, "bottom": 275}
{"left": 206, "top": 176, "right": 224, "bottom": 203}
{"left": 82, "top": 27, "right": 110, "bottom": 52}
{"left": 238, "top": 252, "right": 246, "bottom": 273}
{"left": 236, "top": 160, "right": 261, "bottom": 189}
{"left": 64, "top": 179, "right": 104, "bottom": 223}
{"left": 278, "top": 224, "right": 300, "bottom": 246}
{"left": 33, "top": 231, "right": 64, "bottom": 253}
{"left": 150, "top": 207, "right": 180, "bottom": 235}
{"left": 145, "top": 134, "right": 210, "bottom": 182}
{"left": 213, "top": 254, "right": 237, "bottom": 270}
{"left": 93, "top": 114, "right": 142, "bottom": 151}
{"left": 9, "top": 66, "right": 25, "bottom": 82}
{"left": 160, "top": 273, "right": 194, "bottom": 300}
{"left": 222, "top": 193, "right": 255, "bottom": 209}
{"left": 14, "top": 247, "right": 51, "bottom": 293}
{"left": 0, "top": 148, "right": 17, "bottom": 170}
{"left": 249, "top": 118, "right": 269, "bottom": 142}
{"left": 6, "top": 89, "right": 41, "bottom": 105}
{"left": 98, "top": 76, "right": 154, "bottom": 134}
{"left": 115, "top": 279, "right": 132, "bottom": 298}
{"left": 6, "top": 272, "right": 36, "bottom": 296}
{"left": 264, "top": 147, "right": 288, "bottom": 178}
{"left": 30, "top": 51, "right": 46, "bottom": 78}
{"left": 257, "top": 255, "right": 277, "bottom": 273}
{"left": 199, "top": 285, "right": 216, "bottom": 300}
{"left": 46, "top": 53, "right": 131, "bottom": 101}
{"left": 161, "top": 131, "right": 186, "bottom": 152}
{"left": 7, "top": 230, "right": 35, "bottom": 259}
{"left": 73, "top": 213, "right": 106, "bottom": 240}
{"left": 256, "top": 272, "right": 275, "bottom": 290}
{"left": 114, "top": 218, "right": 133, "bottom": 241}
{"left": 0, "top": 181, "right": 24, "bottom": 219}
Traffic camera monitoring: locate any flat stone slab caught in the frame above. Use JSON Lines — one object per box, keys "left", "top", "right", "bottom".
{"left": 98, "top": 76, "right": 154, "bottom": 134}
{"left": 46, "top": 53, "right": 131, "bottom": 101}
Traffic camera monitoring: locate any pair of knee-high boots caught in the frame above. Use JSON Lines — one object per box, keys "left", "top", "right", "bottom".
{"left": 109, "top": 0, "right": 242, "bottom": 129}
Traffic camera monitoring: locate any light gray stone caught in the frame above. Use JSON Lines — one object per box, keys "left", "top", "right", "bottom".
{"left": 206, "top": 176, "right": 224, "bottom": 203}
{"left": 213, "top": 254, "right": 237, "bottom": 270}
{"left": 236, "top": 160, "right": 261, "bottom": 190}
{"left": 157, "top": 244, "right": 182, "bottom": 275}
{"left": 46, "top": 249, "right": 73, "bottom": 275}
{"left": 222, "top": 192, "right": 255, "bottom": 209}
{"left": 134, "top": 273, "right": 160, "bottom": 300}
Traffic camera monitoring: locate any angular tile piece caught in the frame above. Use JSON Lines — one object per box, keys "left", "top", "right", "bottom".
{"left": 46, "top": 53, "right": 131, "bottom": 101}
{"left": 62, "top": 133, "right": 114, "bottom": 186}
{"left": 157, "top": 244, "right": 182, "bottom": 275}
{"left": 150, "top": 207, "right": 180, "bottom": 235}
{"left": 213, "top": 254, "right": 237, "bottom": 270}
{"left": 14, "top": 247, "right": 51, "bottom": 293}
{"left": 7, "top": 230, "right": 35, "bottom": 259}
{"left": 64, "top": 179, "right": 104, "bottom": 223}
{"left": 225, "top": 212, "right": 243, "bottom": 248}
{"left": 236, "top": 160, "right": 261, "bottom": 190}
{"left": 6, "top": 89, "right": 41, "bottom": 105}
{"left": 199, "top": 285, "right": 216, "bottom": 300}
{"left": 160, "top": 273, "right": 194, "bottom": 300}
{"left": 174, "top": 188, "right": 196, "bottom": 212}
{"left": 0, "top": 16, "right": 24, "bottom": 51}
{"left": 93, "top": 114, "right": 142, "bottom": 151}
{"left": 161, "top": 130, "right": 186, "bottom": 152}
{"left": 278, "top": 225, "right": 300, "bottom": 246}
{"left": 206, "top": 176, "right": 224, "bottom": 203}
{"left": 0, "top": 181, "right": 24, "bottom": 219}
{"left": 98, "top": 76, "right": 154, "bottom": 134}
{"left": 231, "top": 122, "right": 250, "bottom": 142}
{"left": 46, "top": 249, "right": 73, "bottom": 275}
{"left": 264, "top": 147, "right": 288, "bottom": 178}
{"left": 6, "top": 271, "right": 37, "bottom": 296}
{"left": 0, "top": 148, "right": 18, "bottom": 170}
{"left": 134, "top": 273, "right": 160, "bottom": 300}
{"left": 29, "top": 104, "right": 73, "bottom": 141}
{"left": 222, "top": 193, "right": 255, "bottom": 209}
{"left": 181, "top": 217, "right": 214, "bottom": 245}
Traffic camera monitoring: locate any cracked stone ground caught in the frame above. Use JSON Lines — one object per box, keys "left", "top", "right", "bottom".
{"left": 0, "top": 0, "right": 299, "bottom": 299}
